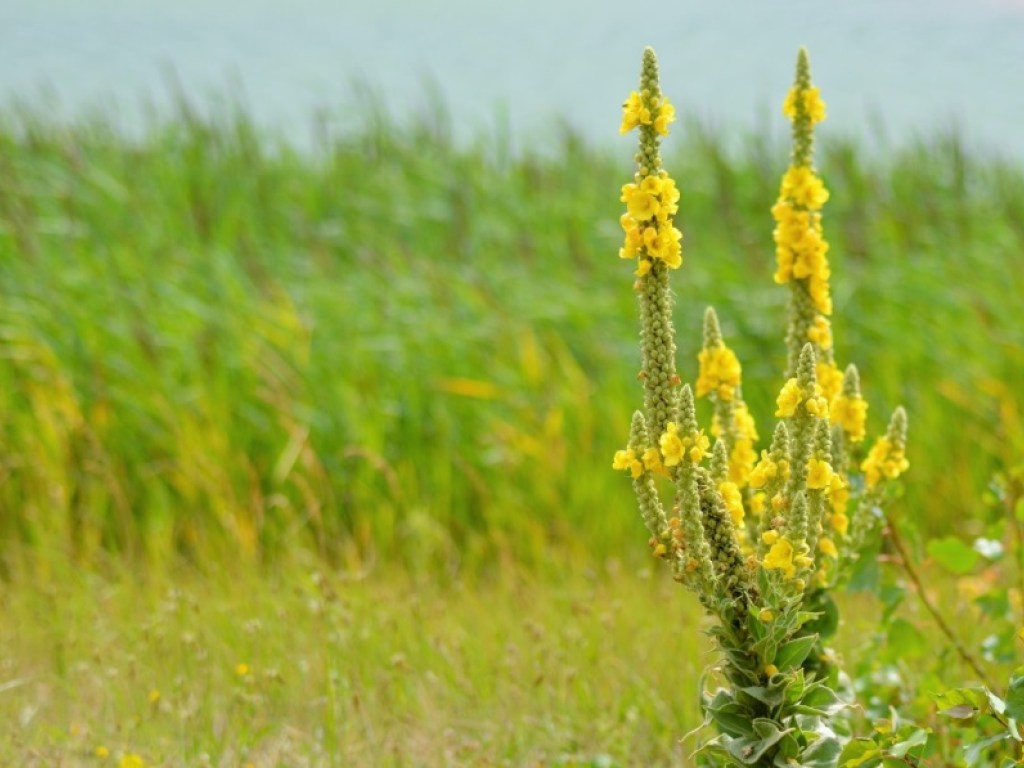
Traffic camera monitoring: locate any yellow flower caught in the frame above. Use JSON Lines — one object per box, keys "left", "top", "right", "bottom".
{"left": 729, "top": 438, "right": 757, "bottom": 486}
{"left": 148, "top": 689, "right": 160, "bottom": 704}
{"left": 862, "top": 436, "right": 909, "bottom": 487}
{"left": 806, "top": 458, "right": 833, "bottom": 490}
{"left": 750, "top": 492, "right": 766, "bottom": 516}
{"left": 642, "top": 447, "right": 663, "bottom": 473}
{"left": 620, "top": 91, "right": 651, "bottom": 134}
{"left": 612, "top": 448, "right": 644, "bottom": 479}
{"left": 831, "top": 512, "right": 849, "bottom": 537}
{"left": 748, "top": 453, "right": 778, "bottom": 489}
{"left": 758, "top": 608, "right": 774, "bottom": 622}
{"left": 762, "top": 529, "right": 780, "bottom": 545}
{"left": 807, "top": 316, "right": 832, "bottom": 350}
{"left": 119, "top": 756, "right": 145, "bottom": 768}
{"left": 805, "top": 391, "right": 829, "bottom": 419}
{"left": 816, "top": 361, "right": 843, "bottom": 403}
{"left": 235, "top": 663, "right": 250, "bottom": 677}
{"left": 780, "top": 166, "right": 830, "bottom": 211}
{"left": 95, "top": 746, "right": 110, "bottom": 759}
{"left": 783, "top": 85, "right": 827, "bottom": 124}
{"left": 621, "top": 183, "right": 660, "bottom": 221}
{"left": 696, "top": 345, "right": 742, "bottom": 400}
{"left": 654, "top": 97, "right": 676, "bottom": 136}
{"left": 634, "top": 258, "right": 652, "bottom": 277}
{"left": 771, "top": 493, "right": 786, "bottom": 512}
{"left": 719, "top": 481, "right": 745, "bottom": 527}
{"left": 831, "top": 393, "right": 868, "bottom": 442}
{"left": 763, "top": 537, "right": 796, "bottom": 578}
{"left": 775, "top": 378, "right": 803, "bottom": 417}
{"left": 818, "top": 537, "right": 839, "bottom": 559}
{"left": 764, "top": 663, "right": 779, "bottom": 677}
{"left": 660, "top": 423, "right": 685, "bottom": 466}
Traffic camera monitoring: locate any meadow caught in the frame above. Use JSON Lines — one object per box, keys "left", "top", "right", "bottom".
{"left": 0, "top": 99, "right": 1023, "bottom": 764}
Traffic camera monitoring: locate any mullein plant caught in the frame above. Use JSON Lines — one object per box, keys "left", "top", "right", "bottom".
{"left": 612, "top": 48, "right": 910, "bottom": 766}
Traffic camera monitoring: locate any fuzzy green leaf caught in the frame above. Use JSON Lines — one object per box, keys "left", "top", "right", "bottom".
{"left": 775, "top": 634, "right": 818, "bottom": 670}
{"left": 839, "top": 738, "right": 882, "bottom": 768}
{"left": 1004, "top": 669, "right": 1024, "bottom": 721}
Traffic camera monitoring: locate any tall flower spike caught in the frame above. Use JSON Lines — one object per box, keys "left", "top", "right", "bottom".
{"left": 670, "top": 385, "right": 716, "bottom": 594}
{"left": 783, "top": 344, "right": 820, "bottom": 500}
{"left": 620, "top": 48, "right": 684, "bottom": 438}
{"left": 774, "top": 48, "right": 833, "bottom": 378}
{"left": 696, "top": 470, "right": 748, "bottom": 602}
{"left": 832, "top": 364, "right": 868, "bottom": 444}
{"left": 627, "top": 411, "right": 666, "bottom": 538}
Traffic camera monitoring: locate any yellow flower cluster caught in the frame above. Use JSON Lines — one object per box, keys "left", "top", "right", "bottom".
{"left": 748, "top": 451, "right": 790, "bottom": 489}
{"left": 612, "top": 447, "right": 644, "bottom": 479}
{"left": 619, "top": 173, "right": 684, "bottom": 273}
{"left": 728, "top": 403, "right": 759, "bottom": 486}
{"left": 660, "top": 422, "right": 710, "bottom": 466}
{"left": 772, "top": 195, "right": 832, "bottom": 315}
{"left": 816, "top": 360, "right": 843, "bottom": 402}
{"left": 620, "top": 91, "right": 676, "bottom": 136}
{"left": 830, "top": 392, "right": 868, "bottom": 442}
{"left": 861, "top": 436, "right": 910, "bottom": 488}
{"left": 719, "top": 481, "right": 745, "bottom": 527}
{"left": 696, "top": 343, "right": 742, "bottom": 400}
{"left": 761, "top": 530, "right": 813, "bottom": 579}
{"left": 807, "top": 316, "right": 832, "bottom": 350}
{"left": 783, "top": 85, "right": 827, "bottom": 124}
{"left": 829, "top": 474, "right": 850, "bottom": 535}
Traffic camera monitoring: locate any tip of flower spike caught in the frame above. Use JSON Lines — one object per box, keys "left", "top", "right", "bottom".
{"left": 702, "top": 307, "right": 723, "bottom": 347}
{"left": 888, "top": 406, "right": 909, "bottom": 449}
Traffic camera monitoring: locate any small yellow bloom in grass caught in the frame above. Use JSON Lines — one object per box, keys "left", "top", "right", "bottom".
{"left": 763, "top": 538, "right": 796, "bottom": 578}
{"left": 118, "top": 755, "right": 145, "bottom": 768}
{"left": 764, "top": 663, "right": 779, "bottom": 677}
{"left": 719, "top": 481, "right": 745, "bottom": 527}
{"left": 831, "top": 393, "right": 868, "bottom": 442}
{"left": 612, "top": 448, "right": 644, "bottom": 479}
{"left": 818, "top": 537, "right": 839, "bottom": 559}
{"left": 775, "top": 378, "right": 803, "bottom": 417}
{"left": 95, "top": 746, "right": 110, "bottom": 759}
{"left": 806, "top": 458, "right": 833, "bottom": 490}
{"left": 235, "top": 663, "right": 250, "bottom": 677}
{"left": 148, "top": 689, "right": 160, "bottom": 704}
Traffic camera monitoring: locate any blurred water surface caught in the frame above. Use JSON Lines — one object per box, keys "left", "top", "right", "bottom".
{"left": 2, "top": 0, "right": 1023, "bottom": 155}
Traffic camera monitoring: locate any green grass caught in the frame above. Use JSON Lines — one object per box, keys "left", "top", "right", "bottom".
{"left": 1, "top": 104, "right": 1022, "bottom": 573}
{"left": 1, "top": 563, "right": 714, "bottom": 766}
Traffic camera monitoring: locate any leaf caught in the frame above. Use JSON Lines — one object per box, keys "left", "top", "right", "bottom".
{"left": 839, "top": 738, "right": 882, "bottom": 768}
{"left": 887, "top": 728, "right": 929, "bottom": 758}
{"left": 938, "top": 703, "right": 978, "bottom": 720}
{"left": 802, "top": 735, "right": 843, "bottom": 766}
{"left": 1006, "top": 672, "right": 1024, "bottom": 720}
{"left": 775, "top": 634, "right": 819, "bottom": 671}
{"left": 706, "top": 695, "right": 755, "bottom": 738}
{"left": 927, "top": 536, "right": 980, "bottom": 575}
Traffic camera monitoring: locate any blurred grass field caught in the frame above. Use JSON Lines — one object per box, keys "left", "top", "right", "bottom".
{"left": 0, "top": 101, "right": 1023, "bottom": 763}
